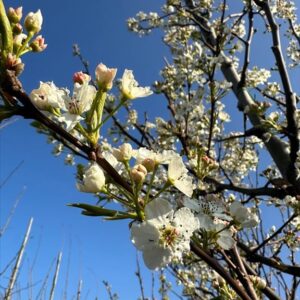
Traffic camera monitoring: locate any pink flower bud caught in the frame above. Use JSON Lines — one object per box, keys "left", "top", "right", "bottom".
{"left": 6, "top": 53, "right": 24, "bottom": 76}
{"left": 7, "top": 7, "right": 23, "bottom": 23}
{"left": 73, "top": 71, "right": 91, "bottom": 84}
{"left": 30, "top": 35, "right": 47, "bottom": 52}
{"left": 95, "top": 63, "right": 117, "bottom": 91}
{"left": 24, "top": 9, "right": 43, "bottom": 34}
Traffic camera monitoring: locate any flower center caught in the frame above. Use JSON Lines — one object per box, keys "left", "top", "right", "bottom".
{"left": 159, "top": 225, "right": 180, "bottom": 249}
{"left": 68, "top": 99, "right": 81, "bottom": 115}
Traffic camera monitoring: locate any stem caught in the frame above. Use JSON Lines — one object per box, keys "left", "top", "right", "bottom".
{"left": 100, "top": 98, "right": 126, "bottom": 126}
{"left": 145, "top": 165, "right": 158, "bottom": 202}
{"left": 0, "top": 0, "right": 13, "bottom": 59}
{"left": 16, "top": 33, "right": 33, "bottom": 58}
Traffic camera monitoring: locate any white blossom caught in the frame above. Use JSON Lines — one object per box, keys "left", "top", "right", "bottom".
{"left": 58, "top": 82, "right": 96, "bottom": 131}
{"left": 30, "top": 81, "right": 65, "bottom": 111}
{"left": 131, "top": 198, "right": 199, "bottom": 269}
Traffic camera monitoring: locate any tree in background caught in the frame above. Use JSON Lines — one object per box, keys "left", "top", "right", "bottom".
{"left": 1, "top": 0, "right": 300, "bottom": 299}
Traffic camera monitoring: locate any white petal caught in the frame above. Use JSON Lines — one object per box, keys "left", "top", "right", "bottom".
{"left": 168, "top": 157, "right": 185, "bottom": 181}
{"left": 183, "top": 198, "right": 201, "bottom": 212}
{"left": 217, "top": 233, "right": 235, "bottom": 250}
{"left": 173, "top": 207, "right": 199, "bottom": 236}
{"left": 130, "top": 86, "right": 153, "bottom": 99}
{"left": 145, "top": 198, "right": 173, "bottom": 220}
{"left": 198, "top": 214, "right": 215, "bottom": 231}
{"left": 142, "top": 247, "right": 172, "bottom": 270}
{"left": 131, "top": 222, "right": 159, "bottom": 251}
{"left": 58, "top": 113, "right": 83, "bottom": 131}
{"left": 174, "top": 175, "right": 194, "bottom": 197}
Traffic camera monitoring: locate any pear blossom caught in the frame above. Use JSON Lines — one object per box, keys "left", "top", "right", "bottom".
{"left": 167, "top": 157, "right": 194, "bottom": 197}
{"left": 119, "top": 69, "right": 153, "bottom": 100}
{"left": 58, "top": 82, "right": 97, "bottom": 131}
{"left": 183, "top": 195, "right": 232, "bottom": 230}
{"left": 24, "top": 9, "right": 43, "bottom": 34}
{"left": 229, "top": 202, "right": 259, "bottom": 228}
{"left": 77, "top": 163, "right": 105, "bottom": 193}
{"left": 95, "top": 63, "right": 117, "bottom": 91}
{"left": 131, "top": 198, "right": 199, "bottom": 270}
{"left": 30, "top": 81, "right": 65, "bottom": 111}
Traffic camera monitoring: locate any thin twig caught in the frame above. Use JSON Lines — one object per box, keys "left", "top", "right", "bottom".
{"left": 49, "top": 251, "right": 62, "bottom": 300}
{"left": 4, "top": 217, "right": 33, "bottom": 300}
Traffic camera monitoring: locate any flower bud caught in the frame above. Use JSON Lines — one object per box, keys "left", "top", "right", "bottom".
{"left": 73, "top": 71, "right": 91, "bottom": 84}
{"left": 14, "top": 33, "right": 27, "bottom": 48}
{"left": 7, "top": 7, "right": 23, "bottom": 23}
{"left": 249, "top": 275, "right": 266, "bottom": 290}
{"left": 142, "top": 158, "right": 156, "bottom": 172}
{"left": 12, "top": 23, "right": 23, "bottom": 35}
{"left": 5, "top": 53, "right": 24, "bottom": 76}
{"left": 95, "top": 63, "right": 117, "bottom": 91}
{"left": 113, "top": 143, "right": 133, "bottom": 162}
{"left": 131, "top": 164, "right": 147, "bottom": 183}
{"left": 30, "top": 35, "right": 47, "bottom": 52}
{"left": 24, "top": 9, "right": 43, "bottom": 35}
{"left": 77, "top": 163, "right": 106, "bottom": 193}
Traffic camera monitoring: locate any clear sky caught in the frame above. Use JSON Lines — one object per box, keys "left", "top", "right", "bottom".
{"left": 0, "top": 1, "right": 172, "bottom": 299}
{"left": 2, "top": 1, "right": 299, "bottom": 299}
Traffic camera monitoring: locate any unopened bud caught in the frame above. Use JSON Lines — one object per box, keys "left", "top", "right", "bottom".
{"left": 113, "top": 143, "right": 132, "bottom": 162}
{"left": 30, "top": 35, "right": 47, "bottom": 52}
{"left": 8, "top": 7, "right": 23, "bottom": 23}
{"left": 95, "top": 63, "right": 117, "bottom": 91}
{"left": 6, "top": 53, "right": 24, "bottom": 76}
{"left": 73, "top": 71, "right": 91, "bottom": 84}
{"left": 142, "top": 158, "right": 156, "bottom": 172}
{"left": 14, "top": 33, "right": 27, "bottom": 48}
{"left": 249, "top": 275, "right": 266, "bottom": 290}
{"left": 24, "top": 9, "right": 43, "bottom": 34}
{"left": 12, "top": 23, "right": 23, "bottom": 35}
{"left": 131, "top": 164, "right": 147, "bottom": 183}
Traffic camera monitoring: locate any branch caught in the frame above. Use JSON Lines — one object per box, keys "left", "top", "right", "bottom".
{"left": 190, "top": 242, "right": 253, "bottom": 300}
{"left": 254, "top": 0, "right": 300, "bottom": 189}
{"left": 238, "top": 242, "right": 300, "bottom": 277}
{"left": 252, "top": 213, "right": 297, "bottom": 254}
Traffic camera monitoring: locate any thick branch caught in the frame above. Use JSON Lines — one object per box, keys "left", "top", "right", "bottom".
{"left": 254, "top": 0, "right": 300, "bottom": 188}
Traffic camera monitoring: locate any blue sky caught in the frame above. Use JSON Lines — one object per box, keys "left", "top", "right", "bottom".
{"left": 0, "top": 1, "right": 172, "bottom": 299}
{"left": 1, "top": 1, "right": 299, "bottom": 299}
